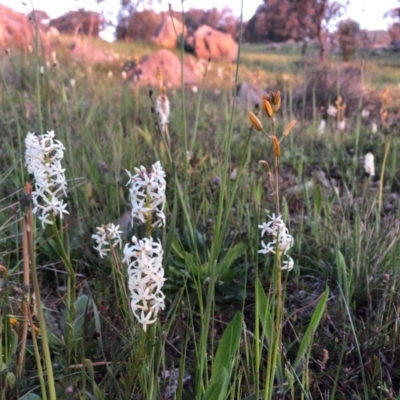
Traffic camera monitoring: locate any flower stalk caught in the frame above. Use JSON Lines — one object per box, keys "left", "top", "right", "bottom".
{"left": 249, "top": 90, "right": 296, "bottom": 399}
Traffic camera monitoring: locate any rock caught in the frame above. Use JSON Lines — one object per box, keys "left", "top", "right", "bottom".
{"left": 128, "top": 49, "right": 201, "bottom": 88}
{"left": 153, "top": 16, "right": 187, "bottom": 49}
{"left": 235, "top": 82, "right": 265, "bottom": 109}
{"left": 47, "top": 26, "right": 60, "bottom": 38}
{"left": 69, "top": 40, "right": 115, "bottom": 63}
{"left": 190, "top": 25, "right": 238, "bottom": 61}
{"left": 50, "top": 10, "right": 101, "bottom": 37}
{"left": 0, "top": 4, "right": 50, "bottom": 53}
{"left": 294, "top": 65, "right": 368, "bottom": 120}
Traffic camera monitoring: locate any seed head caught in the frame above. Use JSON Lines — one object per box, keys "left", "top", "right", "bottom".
{"left": 248, "top": 111, "right": 263, "bottom": 131}
{"left": 262, "top": 95, "right": 274, "bottom": 119}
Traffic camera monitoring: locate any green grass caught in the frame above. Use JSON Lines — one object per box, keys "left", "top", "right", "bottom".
{"left": 1, "top": 34, "right": 400, "bottom": 400}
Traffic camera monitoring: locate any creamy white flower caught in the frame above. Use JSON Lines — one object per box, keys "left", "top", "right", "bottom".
{"left": 327, "top": 105, "right": 337, "bottom": 117}
{"left": 318, "top": 119, "right": 326, "bottom": 135}
{"left": 338, "top": 120, "right": 346, "bottom": 131}
{"left": 155, "top": 93, "right": 170, "bottom": 130}
{"left": 282, "top": 256, "right": 294, "bottom": 271}
{"left": 126, "top": 161, "right": 166, "bottom": 228}
{"left": 364, "top": 152, "right": 375, "bottom": 177}
{"left": 259, "top": 214, "right": 294, "bottom": 271}
{"left": 124, "top": 236, "right": 165, "bottom": 331}
{"left": 361, "top": 109, "right": 370, "bottom": 119}
{"left": 371, "top": 123, "right": 378, "bottom": 133}
{"left": 92, "top": 223, "right": 123, "bottom": 258}
{"left": 25, "top": 131, "right": 68, "bottom": 227}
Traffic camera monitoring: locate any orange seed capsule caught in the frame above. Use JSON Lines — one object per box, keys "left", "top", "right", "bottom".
{"left": 272, "top": 90, "right": 281, "bottom": 113}
{"left": 282, "top": 120, "right": 297, "bottom": 137}
{"left": 248, "top": 111, "right": 263, "bottom": 131}
{"left": 262, "top": 95, "right": 274, "bottom": 118}
{"left": 272, "top": 136, "right": 281, "bottom": 157}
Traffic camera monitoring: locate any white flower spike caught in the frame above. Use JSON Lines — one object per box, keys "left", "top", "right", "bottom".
{"left": 25, "top": 131, "right": 69, "bottom": 227}
{"left": 124, "top": 236, "right": 166, "bottom": 331}
{"left": 259, "top": 213, "right": 294, "bottom": 271}
{"left": 126, "top": 161, "right": 166, "bottom": 228}
{"left": 92, "top": 223, "right": 123, "bottom": 258}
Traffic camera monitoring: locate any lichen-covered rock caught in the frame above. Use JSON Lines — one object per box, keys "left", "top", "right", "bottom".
{"left": 189, "top": 25, "right": 238, "bottom": 61}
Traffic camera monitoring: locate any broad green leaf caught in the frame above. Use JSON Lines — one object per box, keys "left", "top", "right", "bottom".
{"left": 255, "top": 278, "right": 274, "bottom": 345}
{"left": 202, "top": 367, "right": 229, "bottom": 400}
{"left": 294, "top": 287, "right": 329, "bottom": 370}
{"left": 74, "top": 294, "right": 91, "bottom": 339}
{"left": 211, "top": 312, "right": 242, "bottom": 381}
{"left": 217, "top": 243, "right": 246, "bottom": 276}
{"left": 20, "top": 394, "right": 42, "bottom": 400}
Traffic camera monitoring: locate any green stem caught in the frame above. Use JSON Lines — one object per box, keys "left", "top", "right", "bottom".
{"left": 31, "top": 5, "right": 44, "bottom": 134}
{"left": 378, "top": 134, "right": 392, "bottom": 220}
{"left": 254, "top": 268, "right": 260, "bottom": 399}
{"left": 30, "top": 227, "right": 57, "bottom": 400}
{"left": 26, "top": 304, "right": 48, "bottom": 400}
{"left": 51, "top": 220, "right": 75, "bottom": 352}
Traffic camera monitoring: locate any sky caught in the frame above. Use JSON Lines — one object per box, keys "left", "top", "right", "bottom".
{"left": 1, "top": 0, "right": 398, "bottom": 41}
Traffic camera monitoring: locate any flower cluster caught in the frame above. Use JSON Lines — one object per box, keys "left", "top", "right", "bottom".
{"left": 364, "top": 152, "right": 375, "bottom": 177}
{"left": 92, "top": 161, "right": 167, "bottom": 332}
{"left": 259, "top": 213, "right": 294, "bottom": 271}
{"left": 92, "top": 223, "right": 123, "bottom": 258}
{"left": 126, "top": 161, "right": 166, "bottom": 228}
{"left": 25, "top": 131, "right": 68, "bottom": 227}
{"left": 155, "top": 93, "right": 170, "bottom": 131}
{"left": 123, "top": 236, "right": 165, "bottom": 331}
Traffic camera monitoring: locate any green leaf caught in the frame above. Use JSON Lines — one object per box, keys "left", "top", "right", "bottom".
{"left": 211, "top": 312, "right": 242, "bottom": 381}
{"left": 293, "top": 287, "right": 329, "bottom": 370}
{"left": 83, "top": 358, "right": 104, "bottom": 399}
{"left": 217, "top": 243, "right": 246, "bottom": 277}
{"left": 73, "top": 294, "right": 91, "bottom": 339}
{"left": 255, "top": 278, "right": 274, "bottom": 345}
{"left": 202, "top": 367, "right": 229, "bottom": 400}
{"left": 163, "top": 162, "right": 178, "bottom": 268}
{"left": 336, "top": 249, "right": 349, "bottom": 303}
{"left": 313, "top": 184, "right": 322, "bottom": 216}
{"left": 20, "top": 394, "right": 42, "bottom": 400}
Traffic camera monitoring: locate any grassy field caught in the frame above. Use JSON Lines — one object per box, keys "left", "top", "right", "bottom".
{"left": 1, "top": 33, "right": 400, "bottom": 400}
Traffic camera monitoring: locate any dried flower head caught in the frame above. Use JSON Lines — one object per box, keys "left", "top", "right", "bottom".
{"left": 25, "top": 131, "right": 69, "bottom": 227}
{"left": 270, "top": 90, "right": 281, "bottom": 113}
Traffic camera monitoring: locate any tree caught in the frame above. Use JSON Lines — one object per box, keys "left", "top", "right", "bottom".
{"left": 337, "top": 19, "right": 360, "bottom": 61}
{"left": 116, "top": 0, "right": 162, "bottom": 40}
{"left": 116, "top": 9, "right": 161, "bottom": 40}
{"left": 185, "top": 7, "right": 239, "bottom": 39}
{"left": 386, "top": 6, "right": 400, "bottom": 44}
{"left": 244, "top": 0, "right": 345, "bottom": 61}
